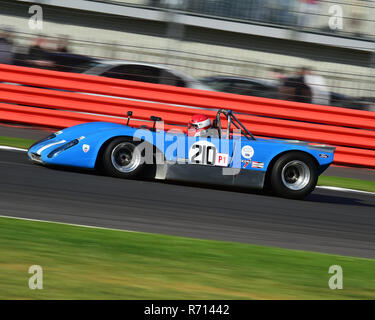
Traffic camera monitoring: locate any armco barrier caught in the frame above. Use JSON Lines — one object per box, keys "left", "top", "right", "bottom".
{"left": 0, "top": 63, "right": 374, "bottom": 168}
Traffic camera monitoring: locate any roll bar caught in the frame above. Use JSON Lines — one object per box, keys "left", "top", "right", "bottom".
{"left": 214, "top": 109, "right": 256, "bottom": 140}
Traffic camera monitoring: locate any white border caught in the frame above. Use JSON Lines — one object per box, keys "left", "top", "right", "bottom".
{"left": 0, "top": 215, "right": 138, "bottom": 233}
{"left": 0, "top": 146, "right": 27, "bottom": 152}
{"left": 316, "top": 186, "right": 375, "bottom": 196}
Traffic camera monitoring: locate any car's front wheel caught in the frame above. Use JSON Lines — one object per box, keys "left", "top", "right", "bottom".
{"left": 102, "top": 137, "right": 145, "bottom": 179}
{"left": 270, "top": 152, "right": 318, "bottom": 199}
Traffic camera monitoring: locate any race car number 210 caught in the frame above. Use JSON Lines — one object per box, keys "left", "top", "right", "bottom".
{"left": 189, "top": 141, "right": 229, "bottom": 167}
{"left": 189, "top": 141, "right": 216, "bottom": 165}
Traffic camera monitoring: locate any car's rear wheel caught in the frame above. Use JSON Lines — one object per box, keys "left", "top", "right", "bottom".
{"left": 102, "top": 137, "right": 145, "bottom": 179}
{"left": 270, "top": 152, "right": 318, "bottom": 199}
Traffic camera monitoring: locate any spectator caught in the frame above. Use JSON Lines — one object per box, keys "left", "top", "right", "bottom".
{"left": 279, "top": 67, "right": 312, "bottom": 103}
{"left": 268, "top": 0, "right": 296, "bottom": 25}
{"left": 348, "top": 0, "right": 367, "bottom": 37}
{"left": 56, "top": 36, "right": 70, "bottom": 53}
{"left": 267, "top": 68, "right": 286, "bottom": 86}
{"left": 0, "top": 26, "right": 14, "bottom": 65}
{"left": 304, "top": 69, "right": 330, "bottom": 105}
{"left": 51, "top": 36, "right": 71, "bottom": 71}
{"left": 280, "top": 0, "right": 297, "bottom": 25}
{"left": 297, "top": 0, "right": 320, "bottom": 29}
{"left": 26, "top": 36, "right": 55, "bottom": 69}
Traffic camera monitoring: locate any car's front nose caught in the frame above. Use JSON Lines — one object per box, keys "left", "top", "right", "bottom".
{"left": 29, "top": 151, "right": 43, "bottom": 163}
{"left": 28, "top": 139, "right": 68, "bottom": 164}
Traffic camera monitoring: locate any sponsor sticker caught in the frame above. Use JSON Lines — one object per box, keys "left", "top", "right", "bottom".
{"left": 241, "top": 159, "right": 251, "bottom": 168}
{"left": 241, "top": 145, "right": 254, "bottom": 159}
{"left": 319, "top": 153, "right": 329, "bottom": 159}
{"left": 215, "top": 153, "right": 229, "bottom": 167}
{"left": 82, "top": 144, "right": 90, "bottom": 153}
{"left": 251, "top": 161, "right": 264, "bottom": 169}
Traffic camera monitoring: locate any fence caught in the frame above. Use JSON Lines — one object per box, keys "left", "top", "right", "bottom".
{"left": 7, "top": 29, "right": 375, "bottom": 100}
{"left": 93, "top": 0, "right": 375, "bottom": 39}
{"left": 0, "top": 63, "right": 374, "bottom": 167}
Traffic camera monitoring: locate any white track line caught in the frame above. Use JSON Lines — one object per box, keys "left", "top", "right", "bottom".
{"left": 0, "top": 215, "right": 138, "bottom": 233}
{"left": 0, "top": 146, "right": 27, "bottom": 152}
{"left": 0, "top": 145, "right": 373, "bottom": 196}
{"left": 316, "top": 186, "right": 375, "bottom": 196}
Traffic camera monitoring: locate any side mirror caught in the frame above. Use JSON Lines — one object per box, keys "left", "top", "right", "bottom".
{"left": 150, "top": 116, "right": 162, "bottom": 130}
{"left": 126, "top": 111, "right": 133, "bottom": 126}
{"left": 150, "top": 116, "right": 162, "bottom": 122}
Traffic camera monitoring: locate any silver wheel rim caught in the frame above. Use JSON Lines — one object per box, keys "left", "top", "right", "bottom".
{"left": 111, "top": 142, "right": 141, "bottom": 173}
{"left": 281, "top": 160, "right": 311, "bottom": 191}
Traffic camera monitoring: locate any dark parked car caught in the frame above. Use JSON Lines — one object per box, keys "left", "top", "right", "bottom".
{"left": 76, "top": 60, "right": 211, "bottom": 90}
{"left": 329, "top": 92, "right": 372, "bottom": 111}
{"left": 200, "top": 76, "right": 279, "bottom": 99}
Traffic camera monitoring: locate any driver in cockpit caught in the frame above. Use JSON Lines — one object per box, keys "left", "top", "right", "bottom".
{"left": 187, "top": 114, "right": 220, "bottom": 137}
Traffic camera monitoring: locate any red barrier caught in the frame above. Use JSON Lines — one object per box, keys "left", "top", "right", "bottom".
{"left": 0, "top": 63, "right": 374, "bottom": 168}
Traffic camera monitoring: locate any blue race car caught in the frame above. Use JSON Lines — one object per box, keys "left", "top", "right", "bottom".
{"left": 28, "top": 109, "right": 335, "bottom": 199}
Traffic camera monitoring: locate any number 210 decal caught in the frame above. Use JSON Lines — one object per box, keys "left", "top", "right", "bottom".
{"left": 189, "top": 141, "right": 216, "bottom": 165}
{"left": 188, "top": 141, "right": 229, "bottom": 167}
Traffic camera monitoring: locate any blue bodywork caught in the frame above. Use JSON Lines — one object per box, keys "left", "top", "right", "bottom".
{"left": 28, "top": 120, "right": 335, "bottom": 189}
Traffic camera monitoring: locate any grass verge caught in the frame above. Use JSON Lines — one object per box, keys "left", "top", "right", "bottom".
{"left": 0, "top": 216, "right": 374, "bottom": 299}
{"left": 0, "top": 136, "right": 35, "bottom": 149}
{"left": 318, "top": 176, "right": 375, "bottom": 193}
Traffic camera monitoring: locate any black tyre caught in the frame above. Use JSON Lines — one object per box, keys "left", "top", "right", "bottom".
{"left": 102, "top": 137, "right": 145, "bottom": 179}
{"left": 269, "top": 152, "right": 318, "bottom": 199}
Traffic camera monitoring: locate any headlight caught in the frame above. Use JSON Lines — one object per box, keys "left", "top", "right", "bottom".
{"left": 47, "top": 139, "right": 78, "bottom": 158}
{"left": 29, "top": 133, "right": 56, "bottom": 150}
{"left": 29, "top": 131, "right": 62, "bottom": 150}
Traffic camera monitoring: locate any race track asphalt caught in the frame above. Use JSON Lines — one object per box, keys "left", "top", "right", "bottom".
{"left": 0, "top": 149, "right": 375, "bottom": 259}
